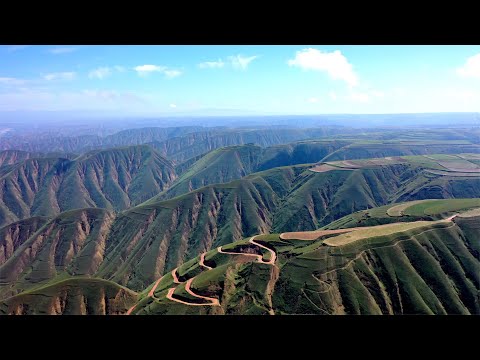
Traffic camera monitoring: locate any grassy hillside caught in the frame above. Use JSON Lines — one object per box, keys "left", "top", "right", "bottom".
{"left": 157, "top": 144, "right": 263, "bottom": 200}
{"left": 2, "top": 156, "right": 480, "bottom": 294}
{"left": 0, "top": 278, "right": 137, "bottom": 315}
{"left": 0, "top": 145, "right": 176, "bottom": 227}
{"left": 323, "top": 198, "right": 480, "bottom": 229}
{"left": 130, "top": 209, "right": 480, "bottom": 315}
{"left": 150, "top": 127, "right": 351, "bottom": 164}
{"left": 0, "top": 126, "right": 203, "bottom": 153}
{"left": 0, "top": 208, "right": 116, "bottom": 299}
{"left": 2, "top": 202, "right": 479, "bottom": 315}
{"left": 322, "top": 141, "right": 480, "bottom": 162}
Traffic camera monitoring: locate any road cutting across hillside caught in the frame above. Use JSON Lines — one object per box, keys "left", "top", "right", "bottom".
{"left": 128, "top": 236, "right": 277, "bottom": 313}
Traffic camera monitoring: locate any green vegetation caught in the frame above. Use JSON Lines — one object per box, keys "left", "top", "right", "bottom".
{"left": 0, "top": 277, "right": 137, "bottom": 315}
{"left": 0, "top": 145, "right": 177, "bottom": 227}
{"left": 126, "top": 206, "right": 480, "bottom": 315}
{"left": 325, "top": 199, "right": 480, "bottom": 230}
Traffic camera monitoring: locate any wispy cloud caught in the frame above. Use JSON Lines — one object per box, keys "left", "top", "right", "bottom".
{"left": 228, "top": 55, "right": 258, "bottom": 70}
{"left": 134, "top": 64, "right": 182, "bottom": 78}
{"left": 198, "top": 56, "right": 258, "bottom": 70}
{"left": 164, "top": 69, "right": 182, "bottom": 78}
{"left": 48, "top": 47, "right": 78, "bottom": 55}
{"left": 114, "top": 65, "right": 126, "bottom": 72}
{"left": 198, "top": 59, "right": 225, "bottom": 69}
{"left": 457, "top": 53, "right": 480, "bottom": 79}
{"left": 0, "top": 77, "right": 27, "bottom": 85}
{"left": 6, "top": 45, "right": 30, "bottom": 53}
{"left": 0, "top": 89, "right": 149, "bottom": 111}
{"left": 43, "top": 72, "right": 76, "bottom": 81}
{"left": 88, "top": 67, "right": 112, "bottom": 80}
{"left": 134, "top": 64, "right": 166, "bottom": 76}
{"left": 169, "top": 103, "right": 177, "bottom": 108}
{"left": 288, "top": 48, "right": 359, "bottom": 87}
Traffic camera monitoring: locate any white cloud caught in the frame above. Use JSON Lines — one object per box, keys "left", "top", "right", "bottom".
{"left": 457, "top": 53, "right": 480, "bottom": 79}
{"left": 134, "top": 64, "right": 181, "bottom": 78}
{"left": 43, "top": 72, "right": 76, "bottom": 81}
{"left": 329, "top": 91, "right": 338, "bottom": 101}
{"left": 169, "top": 103, "right": 177, "bottom": 108}
{"left": 164, "top": 69, "right": 182, "bottom": 78}
{"left": 288, "top": 48, "right": 358, "bottom": 87}
{"left": 114, "top": 65, "right": 126, "bottom": 72}
{"left": 48, "top": 47, "right": 78, "bottom": 55}
{"left": 307, "top": 97, "right": 320, "bottom": 103}
{"left": 88, "top": 67, "right": 112, "bottom": 80}
{"left": 198, "top": 60, "right": 225, "bottom": 69}
{"left": 134, "top": 65, "right": 166, "bottom": 76}
{"left": 228, "top": 55, "right": 258, "bottom": 70}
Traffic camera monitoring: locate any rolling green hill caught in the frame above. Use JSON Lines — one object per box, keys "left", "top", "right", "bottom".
{"left": 322, "top": 141, "right": 480, "bottom": 162}
{"left": 2, "top": 157, "right": 480, "bottom": 295}
{"left": 324, "top": 198, "right": 480, "bottom": 229}
{"left": 154, "top": 140, "right": 480, "bottom": 202}
{"left": 157, "top": 144, "right": 264, "bottom": 200}
{"left": 0, "top": 278, "right": 137, "bottom": 315}
{"left": 130, "top": 207, "right": 480, "bottom": 315}
{"left": 150, "top": 127, "right": 351, "bottom": 164}
{"left": 2, "top": 201, "right": 479, "bottom": 315}
{"left": 0, "top": 145, "right": 176, "bottom": 227}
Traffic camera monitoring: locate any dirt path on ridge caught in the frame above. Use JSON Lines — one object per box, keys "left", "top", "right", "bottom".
{"left": 128, "top": 235, "right": 279, "bottom": 313}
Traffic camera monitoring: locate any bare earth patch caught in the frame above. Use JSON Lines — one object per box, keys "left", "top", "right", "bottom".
{"left": 309, "top": 164, "right": 355, "bottom": 173}
{"left": 426, "top": 170, "right": 480, "bottom": 177}
{"left": 280, "top": 228, "right": 357, "bottom": 240}
{"left": 323, "top": 221, "right": 439, "bottom": 247}
{"left": 457, "top": 208, "right": 480, "bottom": 218}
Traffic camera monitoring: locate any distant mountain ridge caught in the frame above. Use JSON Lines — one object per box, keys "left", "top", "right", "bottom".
{"left": 0, "top": 145, "right": 176, "bottom": 227}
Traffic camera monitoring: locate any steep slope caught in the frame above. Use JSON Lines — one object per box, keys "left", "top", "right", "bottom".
{"left": 130, "top": 208, "right": 480, "bottom": 315}
{"left": 323, "top": 198, "right": 480, "bottom": 229}
{"left": 0, "top": 278, "right": 137, "bottom": 315}
{"left": 0, "top": 208, "right": 115, "bottom": 299}
{"left": 322, "top": 142, "right": 480, "bottom": 162}
{"left": 0, "top": 126, "right": 203, "bottom": 153}
{"left": 257, "top": 140, "right": 350, "bottom": 171}
{"left": 0, "top": 216, "right": 50, "bottom": 266}
{"left": 157, "top": 141, "right": 348, "bottom": 201}
{"left": 0, "top": 166, "right": 302, "bottom": 293}
{"left": 0, "top": 150, "right": 37, "bottom": 168}
{"left": 156, "top": 144, "right": 263, "bottom": 200}
{"left": 0, "top": 145, "right": 176, "bottom": 227}
{"left": 157, "top": 141, "right": 480, "bottom": 202}
{"left": 150, "top": 127, "right": 350, "bottom": 163}
{"left": 2, "top": 158, "right": 480, "bottom": 293}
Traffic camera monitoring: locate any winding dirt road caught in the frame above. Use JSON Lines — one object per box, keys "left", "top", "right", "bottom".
{"left": 249, "top": 236, "right": 276, "bottom": 264}
{"left": 165, "top": 278, "right": 220, "bottom": 306}
{"left": 216, "top": 236, "right": 276, "bottom": 264}
{"left": 199, "top": 252, "right": 212, "bottom": 270}
{"left": 127, "top": 235, "right": 278, "bottom": 313}
{"left": 127, "top": 215, "right": 457, "bottom": 314}
{"left": 171, "top": 268, "right": 180, "bottom": 284}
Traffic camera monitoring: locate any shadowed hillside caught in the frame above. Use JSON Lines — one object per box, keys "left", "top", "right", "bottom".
{"left": 130, "top": 207, "right": 480, "bottom": 315}
{"left": 0, "top": 145, "right": 176, "bottom": 227}
{"left": 2, "top": 157, "right": 480, "bottom": 294}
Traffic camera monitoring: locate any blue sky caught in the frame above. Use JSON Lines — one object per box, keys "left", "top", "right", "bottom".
{"left": 1, "top": 45, "right": 480, "bottom": 115}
